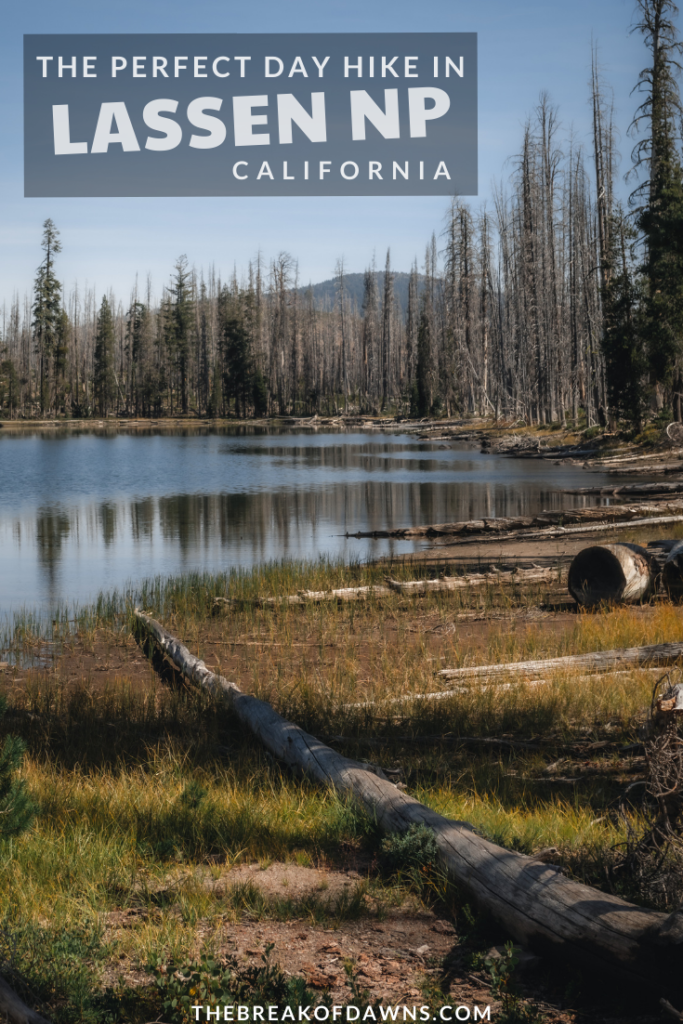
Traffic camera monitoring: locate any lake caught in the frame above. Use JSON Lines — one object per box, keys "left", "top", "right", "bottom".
{"left": 0, "top": 426, "right": 624, "bottom": 616}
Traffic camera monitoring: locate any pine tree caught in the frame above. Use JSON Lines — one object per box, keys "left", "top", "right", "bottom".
{"left": 32, "top": 218, "right": 63, "bottom": 415}
{"left": 170, "top": 256, "right": 195, "bottom": 414}
{"left": 630, "top": 0, "right": 683, "bottom": 416}
{"left": 93, "top": 295, "right": 116, "bottom": 416}
{"left": 0, "top": 696, "right": 36, "bottom": 840}
{"left": 601, "top": 207, "right": 648, "bottom": 427}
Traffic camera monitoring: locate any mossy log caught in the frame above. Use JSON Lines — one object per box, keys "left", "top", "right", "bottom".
{"left": 134, "top": 608, "right": 683, "bottom": 998}
{"left": 568, "top": 543, "right": 655, "bottom": 607}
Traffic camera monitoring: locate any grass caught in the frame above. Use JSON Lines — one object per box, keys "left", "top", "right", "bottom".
{"left": 1, "top": 556, "right": 681, "bottom": 1020}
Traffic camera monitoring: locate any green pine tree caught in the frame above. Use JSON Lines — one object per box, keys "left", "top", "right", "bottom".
{"left": 93, "top": 295, "right": 116, "bottom": 416}
{"left": 32, "top": 218, "right": 63, "bottom": 416}
{"left": 601, "top": 207, "right": 648, "bottom": 427}
{"left": 630, "top": 0, "right": 683, "bottom": 416}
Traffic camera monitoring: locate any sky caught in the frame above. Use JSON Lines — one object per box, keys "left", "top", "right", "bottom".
{"left": 0, "top": 0, "right": 650, "bottom": 309}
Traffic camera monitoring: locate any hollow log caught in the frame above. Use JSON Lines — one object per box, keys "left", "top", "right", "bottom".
{"left": 663, "top": 543, "right": 683, "bottom": 601}
{"left": 133, "top": 609, "right": 683, "bottom": 997}
{"left": 568, "top": 543, "right": 655, "bottom": 607}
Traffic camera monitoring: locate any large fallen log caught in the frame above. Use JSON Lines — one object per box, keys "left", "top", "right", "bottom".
{"left": 438, "top": 640, "right": 683, "bottom": 681}
{"left": 213, "top": 585, "right": 392, "bottom": 610}
{"left": 0, "top": 975, "right": 52, "bottom": 1024}
{"left": 134, "top": 609, "right": 683, "bottom": 997}
{"left": 568, "top": 543, "right": 655, "bottom": 607}
{"left": 345, "top": 498, "right": 683, "bottom": 539}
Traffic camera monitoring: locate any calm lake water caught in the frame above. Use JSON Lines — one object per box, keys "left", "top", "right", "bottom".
{"left": 0, "top": 427, "right": 624, "bottom": 616}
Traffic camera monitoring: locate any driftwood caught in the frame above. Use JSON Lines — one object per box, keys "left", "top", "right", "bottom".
{"left": 0, "top": 975, "right": 52, "bottom": 1024}
{"left": 438, "top": 641, "right": 683, "bottom": 681}
{"left": 568, "top": 543, "right": 655, "bottom": 607}
{"left": 346, "top": 498, "right": 683, "bottom": 539}
{"left": 133, "top": 609, "right": 683, "bottom": 996}
{"left": 386, "top": 567, "right": 565, "bottom": 593}
{"left": 213, "top": 567, "right": 566, "bottom": 612}
{"left": 459, "top": 514, "right": 683, "bottom": 545}
{"left": 213, "top": 585, "right": 392, "bottom": 610}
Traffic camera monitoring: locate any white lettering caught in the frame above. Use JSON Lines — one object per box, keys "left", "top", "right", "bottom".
{"left": 233, "top": 95, "right": 270, "bottom": 146}
{"left": 213, "top": 56, "right": 230, "bottom": 77}
{"left": 393, "top": 160, "right": 409, "bottom": 179}
{"left": 405, "top": 56, "right": 419, "bottom": 77}
{"left": 257, "top": 160, "right": 274, "bottom": 179}
{"left": 283, "top": 161, "right": 294, "bottom": 179}
{"left": 288, "top": 56, "right": 308, "bottom": 77}
{"left": 319, "top": 160, "right": 331, "bottom": 178}
{"left": 344, "top": 56, "right": 362, "bottom": 77}
{"left": 83, "top": 57, "right": 97, "bottom": 78}
{"left": 277, "top": 93, "right": 326, "bottom": 143}
{"left": 194, "top": 56, "right": 207, "bottom": 77}
{"left": 234, "top": 57, "right": 251, "bottom": 77}
{"left": 311, "top": 56, "right": 330, "bottom": 77}
{"left": 265, "top": 56, "right": 284, "bottom": 77}
{"left": 36, "top": 56, "right": 53, "bottom": 77}
{"left": 52, "top": 105, "right": 88, "bottom": 155}
{"left": 133, "top": 56, "right": 146, "bottom": 78}
{"left": 111, "top": 56, "right": 127, "bottom": 77}
{"left": 408, "top": 87, "right": 450, "bottom": 137}
{"left": 340, "top": 161, "right": 359, "bottom": 179}
{"left": 233, "top": 161, "right": 248, "bottom": 179}
{"left": 188, "top": 97, "right": 226, "bottom": 148}
{"left": 446, "top": 56, "right": 464, "bottom": 77}
{"left": 369, "top": 161, "right": 383, "bottom": 179}
{"left": 381, "top": 56, "right": 399, "bottom": 77}
{"left": 143, "top": 98, "right": 182, "bottom": 150}
{"left": 434, "top": 161, "right": 451, "bottom": 179}
{"left": 174, "top": 56, "right": 188, "bottom": 77}
{"left": 91, "top": 102, "right": 140, "bottom": 153}
{"left": 58, "top": 56, "right": 77, "bottom": 77}
{"left": 350, "top": 89, "right": 399, "bottom": 140}
{"left": 153, "top": 56, "right": 168, "bottom": 78}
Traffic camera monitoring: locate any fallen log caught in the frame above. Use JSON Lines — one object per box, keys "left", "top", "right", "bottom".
{"left": 346, "top": 499, "right": 683, "bottom": 539}
{"left": 455, "top": 514, "right": 683, "bottom": 545}
{"left": 213, "top": 568, "right": 566, "bottom": 612}
{"left": 213, "top": 584, "right": 392, "bottom": 610}
{"left": 386, "top": 567, "right": 565, "bottom": 593}
{"left": 438, "top": 640, "right": 683, "bottom": 681}
{"left": 133, "top": 609, "right": 683, "bottom": 997}
{"left": 566, "top": 481, "right": 683, "bottom": 497}
{"left": 568, "top": 543, "right": 655, "bottom": 607}
{"left": 0, "top": 975, "right": 52, "bottom": 1024}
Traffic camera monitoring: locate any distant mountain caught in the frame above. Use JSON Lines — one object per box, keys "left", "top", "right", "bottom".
{"left": 298, "top": 271, "right": 424, "bottom": 316}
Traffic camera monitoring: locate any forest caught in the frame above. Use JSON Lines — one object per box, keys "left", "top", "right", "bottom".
{"left": 1, "top": 0, "right": 682, "bottom": 427}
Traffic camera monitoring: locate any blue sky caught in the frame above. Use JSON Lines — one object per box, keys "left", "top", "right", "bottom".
{"left": 1, "top": 0, "right": 648, "bottom": 306}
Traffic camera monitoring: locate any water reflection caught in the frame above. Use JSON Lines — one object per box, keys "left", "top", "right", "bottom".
{"left": 0, "top": 430, "right": 630, "bottom": 614}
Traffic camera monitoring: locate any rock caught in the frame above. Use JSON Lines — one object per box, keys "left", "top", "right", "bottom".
{"left": 432, "top": 920, "right": 456, "bottom": 934}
